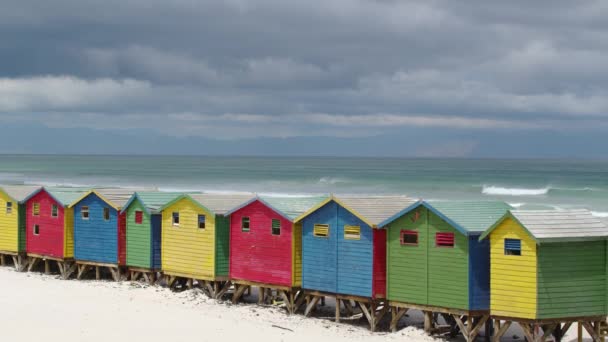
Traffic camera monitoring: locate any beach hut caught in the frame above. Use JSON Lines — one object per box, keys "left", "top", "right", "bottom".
{"left": 224, "top": 195, "right": 328, "bottom": 313}
{"left": 295, "top": 195, "right": 417, "bottom": 331}
{"left": 22, "top": 187, "right": 88, "bottom": 278}
{"left": 380, "top": 200, "right": 511, "bottom": 341}
{"left": 120, "top": 191, "right": 185, "bottom": 283}
{"left": 159, "top": 192, "right": 255, "bottom": 296}
{"left": 479, "top": 209, "right": 608, "bottom": 342}
{"left": 69, "top": 188, "right": 136, "bottom": 281}
{"left": 0, "top": 185, "right": 40, "bottom": 270}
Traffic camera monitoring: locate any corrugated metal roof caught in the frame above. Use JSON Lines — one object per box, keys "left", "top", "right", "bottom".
{"left": 335, "top": 195, "right": 418, "bottom": 226}
{"left": 132, "top": 192, "right": 186, "bottom": 213}
{"left": 0, "top": 185, "right": 41, "bottom": 202}
{"left": 46, "top": 187, "right": 90, "bottom": 206}
{"left": 259, "top": 196, "right": 329, "bottom": 221}
{"left": 93, "top": 188, "right": 142, "bottom": 209}
{"left": 510, "top": 209, "right": 608, "bottom": 242}
{"left": 190, "top": 193, "right": 256, "bottom": 215}
{"left": 428, "top": 200, "right": 512, "bottom": 233}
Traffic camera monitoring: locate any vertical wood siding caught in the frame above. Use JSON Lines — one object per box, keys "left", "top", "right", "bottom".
{"left": 26, "top": 190, "right": 65, "bottom": 258}
{"left": 73, "top": 194, "right": 119, "bottom": 264}
{"left": 469, "top": 235, "right": 490, "bottom": 310}
{"left": 214, "top": 215, "right": 230, "bottom": 277}
{"left": 427, "top": 211, "right": 469, "bottom": 309}
{"left": 18, "top": 203, "right": 26, "bottom": 252}
{"left": 373, "top": 228, "right": 387, "bottom": 298}
{"left": 64, "top": 207, "right": 74, "bottom": 258}
{"left": 293, "top": 222, "right": 303, "bottom": 287}
{"left": 161, "top": 198, "right": 216, "bottom": 279}
{"left": 387, "top": 207, "right": 429, "bottom": 304}
{"left": 489, "top": 217, "right": 537, "bottom": 319}
{"left": 229, "top": 201, "right": 293, "bottom": 286}
{"left": 337, "top": 205, "right": 373, "bottom": 297}
{"left": 0, "top": 192, "right": 19, "bottom": 252}
{"left": 302, "top": 201, "right": 338, "bottom": 293}
{"left": 150, "top": 214, "right": 162, "bottom": 269}
{"left": 118, "top": 212, "right": 126, "bottom": 265}
{"left": 537, "top": 241, "right": 607, "bottom": 318}
{"left": 126, "top": 200, "right": 151, "bottom": 268}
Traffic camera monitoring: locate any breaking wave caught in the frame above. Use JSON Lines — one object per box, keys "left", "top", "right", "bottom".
{"left": 482, "top": 186, "right": 549, "bottom": 196}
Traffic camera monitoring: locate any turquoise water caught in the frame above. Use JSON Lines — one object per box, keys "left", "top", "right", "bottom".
{"left": 0, "top": 155, "right": 607, "bottom": 216}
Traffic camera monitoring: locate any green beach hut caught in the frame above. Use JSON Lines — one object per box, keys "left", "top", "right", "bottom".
{"left": 121, "top": 191, "right": 185, "bottom": 282}
{"left": 380, "top": 200, "right": 511, "bottom": 341}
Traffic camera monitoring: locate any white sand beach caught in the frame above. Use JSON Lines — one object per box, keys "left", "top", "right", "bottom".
{"left": 0, "top": 267, "right": 594, "bottom": 342}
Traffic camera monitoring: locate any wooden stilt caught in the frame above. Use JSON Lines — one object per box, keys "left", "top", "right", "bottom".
{"left": 44, "top": 259, "right": 50, "bottom": 274}
{"left": 304, "top": 295, "right": 321, "bottom": 317}
{"left": 335, "top": 299, "right": 341, "bottom": 323}
{"left": 390, "top": 307, "right": 408, "bottom": 332}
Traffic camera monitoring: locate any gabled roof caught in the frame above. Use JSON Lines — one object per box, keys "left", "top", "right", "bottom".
{"left": 294, "top": 195, "right": 418, "bottom": 228}
{"left": 480, "top": 209, "right": 608, "bottom": 243}
{"left": 160, "top": 192, "right": 256, "bottom": 215}
{"left": 121, "top": 191, "right": 189, "bottom": 214}
{"left": 189, "top": 193, "right": 256, "bottom": 215}
{"left": 378, "top": 200, "right": 512, "bottom": 236}
{"left": 68, "top": 188, "right": 139, "bottom": 210}
{"left": 22, "top": 186, "right": 90, "bottom": 207}
{"left": 225, "top": 195, "right": 329, "bottom": 222}
{"left": 0, "top": 185, "right": 42, "bottom": 203}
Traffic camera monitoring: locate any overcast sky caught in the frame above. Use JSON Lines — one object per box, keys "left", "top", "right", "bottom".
{"left": 1, "top": 0, "right": 607, "bottom": 158}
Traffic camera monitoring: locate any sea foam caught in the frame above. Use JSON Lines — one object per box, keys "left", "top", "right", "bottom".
{"left": 482, "top": 185, "right": 549, "bottom": 196}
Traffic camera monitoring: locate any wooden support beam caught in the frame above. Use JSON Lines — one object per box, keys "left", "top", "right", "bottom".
{"left": 424, "top": 311, "right": 433, "bottom": 333}
{"left": 358, "top": 302, "right": 372, "bottom": 325}
{"left": 561, "top": 322, "right": 572, "bottom": 337}
{"left": 44, "top": 260, "right": 50, "bottom": 274}
{"left": 335, "top": 299, "right": 341, "bottom": 323}
{"left": 390, "top": 307, "right": 408, "bottom": 332}
{"left": 304, "top": 295, "right": 321, "bottom": 317}
{"left": 95, "top": 266, "right": 100, "bottom": 280}
{"left": 520, "top": 323, "right": 535, "bottom": 342}
{"left": 453, "top": 315, "right": 469, "bottom": 339}
{"left": 232, "top": 284, "right": 248, "bottom": 304}
{"left": 373, "top": 302, "right": 389, "bottom": 332}
{"left": 492, "top": 320, "right": 511, "bottom": 342}
{"left": 258, "top": 287, "right": 265, "bottom": 304}
{"left": 469, "top": 315, "right": 490, "bottom": 342}
{"left": 583, "top": 321, "right": 602, "bottom": 342}
{"left": 204, "top": 281, "right": 215, "bottom": 298}
{"left": 343, "top": 300, "right": 354, "bottom": 316}
{"left": 64, "top": 262, "right": 76, "bottom": 280}
{"left": 279, "top": 291, "right": 293, "bottom": 314}
{"left": 215, "top": 281, "right": 232, "bottom": 299}
{"left": 27, "top": 257, "right": 39, "bottom": 272}
{"left": 540, "top": 323, "right": 557, "bottom": 342}
{"left": 293, "top": 291, "right": 306, "bottom": 314}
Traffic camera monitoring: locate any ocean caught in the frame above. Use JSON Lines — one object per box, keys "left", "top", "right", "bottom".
{"left": 0, "top": 155, "right": 607, "bottom": 217}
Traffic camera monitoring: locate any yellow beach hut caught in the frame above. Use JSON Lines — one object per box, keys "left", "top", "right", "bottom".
{"left": 159, "top": 192, "right": 254, "bottom": 296}
{"left": 480, "top": 209, "right": 608, "bottom": 342}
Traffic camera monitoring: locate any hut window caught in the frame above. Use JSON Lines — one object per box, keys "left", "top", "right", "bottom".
{"left": 51, "top": 204, "right": 58, "bottom": 217}
{"left": 6, "top": 202, "right": 12, "bottom": 214}
{"left": 33, "top": 224, "right": 40, "bottom": 235}
{"left": 271, "top": 219, "right": 281, "bottom": 236}
{"left": 172, "top": 212, "right": 180, "bottom": 226}
{"left": 81, "top": 206, "right": 89, "bottom": 219}
{"left": 103, "top": 207, "right": 110, "bottom": 221}
{"left": 313, "top": 224, "right": 330, "bottom": 238}
{"left": 241, "top": 217, "right": 250, "bottom": 232}
{"left": 198, "top": 215, "right": 206, "bottom": 229}
{"left": 400, "top": 230, "right": 418, "bottom": 246}
{"left": 135, "top": 211, "right": 143, "bottom": 224}
{"left": 435, "top": 232, "right": 454, "bottom": 247}
{"left": 504, "top": 238, "right": 522, "bottom": 256}
{"left": 344, "top": 225, "right": 360, "bottom": 240}
{"left": 33, "top": 202, "right": 40, "bottom": 216}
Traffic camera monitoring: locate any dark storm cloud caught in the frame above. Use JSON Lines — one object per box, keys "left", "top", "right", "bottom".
{"left": 1, "top": 0, "right": 608, "bottom": 146}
